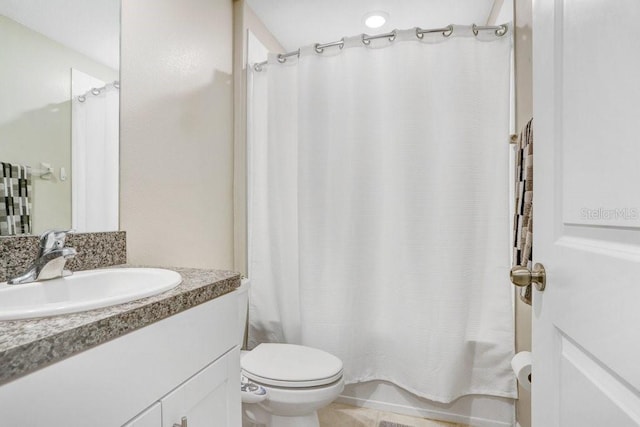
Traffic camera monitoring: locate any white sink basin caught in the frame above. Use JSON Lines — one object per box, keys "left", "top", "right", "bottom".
{"left": 0, "top": 268, "right": 182, "bottom": 321}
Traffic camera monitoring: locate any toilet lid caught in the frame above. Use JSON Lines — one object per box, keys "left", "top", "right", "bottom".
{"left": 241, "top": 343, "right": 343, "bottom": 388}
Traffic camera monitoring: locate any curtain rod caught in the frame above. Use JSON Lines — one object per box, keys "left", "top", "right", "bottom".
{"left": 253, "top": 23, "right": 508, "bottom": 72}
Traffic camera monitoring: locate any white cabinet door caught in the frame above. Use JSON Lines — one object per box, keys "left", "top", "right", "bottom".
{"left": 533, "top": 0, "right": 640, "bottom": 426}
{"left": 123, "top": 403, "right": 162, "bottom": 427}
{"left": 161, "top": 347, "right": 241, "bottom": 427}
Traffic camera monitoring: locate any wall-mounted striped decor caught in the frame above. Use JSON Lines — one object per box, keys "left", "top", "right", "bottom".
{"left": 0, "top": 162, "right": 32, "bottom": 236}
{"left": 512, "top": 118, "right": 533, "bottom": 304}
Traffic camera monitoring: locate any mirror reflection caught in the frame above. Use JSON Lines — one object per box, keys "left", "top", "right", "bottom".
{"left": 0, "top": 0, "right": 120, "bottom": 236}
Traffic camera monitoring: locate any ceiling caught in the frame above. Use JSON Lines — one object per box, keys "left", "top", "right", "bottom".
{"left": 0, "top": 1, "right": 505, "bottom": 71}
{"left": 245, "top": 0, "right": 500, "bottom": 51}
{"left": 0, "top": 0, "right": 120, "bottom": 70}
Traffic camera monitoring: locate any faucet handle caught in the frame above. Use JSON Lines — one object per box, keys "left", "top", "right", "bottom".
{"left": 39, "top": 229, "right": 74, "bottom": 253}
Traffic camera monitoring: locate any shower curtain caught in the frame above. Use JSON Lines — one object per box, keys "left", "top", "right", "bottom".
{"left": 71, "top": 84, "right": 119, "bottom": 232}
{"left": 248, "top": 26, "right": 516, "bottom": 403}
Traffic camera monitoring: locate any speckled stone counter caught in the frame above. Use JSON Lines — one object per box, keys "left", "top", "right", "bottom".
{"left": 0, "top": 266, "right": 240, "bottom": 385}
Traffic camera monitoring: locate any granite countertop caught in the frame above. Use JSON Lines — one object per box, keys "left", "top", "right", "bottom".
{"left": 0, "top": 266, "right": 241, "bottom": 386}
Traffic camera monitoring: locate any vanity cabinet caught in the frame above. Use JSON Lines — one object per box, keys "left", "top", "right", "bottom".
{"left": 124, "top": 403, "right": 162, "bottom": 427}
{"left": 123, "top": 347, "right": 239, "bottom": 427}
{"left": 160, "top": 347, "right": 238, "bottom": 427}
{"left": 0, "top": 290, "right": 241, "bottom": 427}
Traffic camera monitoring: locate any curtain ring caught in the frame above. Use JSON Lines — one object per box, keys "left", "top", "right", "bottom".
{"left": 277, "top": 54, "right": 287, "bottom": 63}
{"left": 362, "top": 34, "right": 370, "bottom": 45}
{"left": 91, "top": 88, "right": 101, "bottom": 96}
{"left": 315, "top": 38, "right": 345, "bottom": 54}
{"left": 472, "top": 24, "right": 479, "bottom": 36}
{"left": 254, "top": 63, "right": 263, "bottom": 72}
{"left": 415, "top": 27, "right": 424, "bottom": 39}
{"left": 78, "top": 95, "right": 86, "bottom": 102}
{"left": 388, "top": 30, "right": 397, "bottom": 42}
{"left": 443, "top": 25, "right": 453, "bottom": 37}
{"left": 495, "top": 24, "right": 508, "bottom": 36}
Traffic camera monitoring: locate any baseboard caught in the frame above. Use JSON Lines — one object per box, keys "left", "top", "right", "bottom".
{"left": 337, "top": 394, "right": 513, "bottom": 427}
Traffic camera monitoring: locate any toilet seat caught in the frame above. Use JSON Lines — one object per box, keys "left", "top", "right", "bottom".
{"left": 241, "top": 343, "right": 343, "bottom": 388}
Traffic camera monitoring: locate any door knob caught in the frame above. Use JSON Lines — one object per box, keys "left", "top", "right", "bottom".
{"left": 510, "top": 263, "right": 546, "bottom": 291}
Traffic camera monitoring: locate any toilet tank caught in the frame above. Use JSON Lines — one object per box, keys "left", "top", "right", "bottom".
{"left": 237, "top": 278, "right": 250, "bottom": 348}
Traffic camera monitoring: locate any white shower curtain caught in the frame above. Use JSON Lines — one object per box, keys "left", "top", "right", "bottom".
{"left": 248, "top": 26, "right": 516, "bottom": 403}
{"left": 71, "top": 84, "right": 119, "bottom": 232}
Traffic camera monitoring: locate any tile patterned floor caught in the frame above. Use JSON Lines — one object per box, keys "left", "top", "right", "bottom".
{"left": 318, "top": 403, "right": 468, "bottom": 427}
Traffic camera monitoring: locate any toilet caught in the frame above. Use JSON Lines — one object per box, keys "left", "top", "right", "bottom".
{"left": 236, "top": 279, "right": 344, "bottom": 427}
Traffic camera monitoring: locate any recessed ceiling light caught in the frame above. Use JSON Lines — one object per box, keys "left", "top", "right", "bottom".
{"left": 363, "top": 11, "right": 389, "bottom": 29}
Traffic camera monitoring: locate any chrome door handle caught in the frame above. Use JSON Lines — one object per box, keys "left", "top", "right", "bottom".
{"left": 173, "top": 416, "right": 187, "bottom": 427}
{"left": 510, "top": 263, "right": 546, "bottom": 291}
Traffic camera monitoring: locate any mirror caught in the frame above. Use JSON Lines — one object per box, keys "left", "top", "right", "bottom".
{"left": 0, "top": 0, "right": 120, "bottom": 236}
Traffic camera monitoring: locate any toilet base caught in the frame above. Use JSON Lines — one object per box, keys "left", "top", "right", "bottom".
{"left": 240, "top": 373, "right": 343, "bottom": 427}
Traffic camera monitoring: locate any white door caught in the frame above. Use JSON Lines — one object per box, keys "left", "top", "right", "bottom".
{"left": 533, "top": 1, "right": 640, "bottom": 426}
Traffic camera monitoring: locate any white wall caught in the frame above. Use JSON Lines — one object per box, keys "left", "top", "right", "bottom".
{"left": 233, "top": 0, "right": 285, "bottom": 275}
{"left": 0, "top": 15, "right": 117, "bottom": 234}
{"left": 120, "top": 0, "right": 234, "bottom": 269}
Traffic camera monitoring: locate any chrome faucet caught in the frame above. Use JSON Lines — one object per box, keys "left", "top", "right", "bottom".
{"left": 7, "top": 230, "right": 77, "bottom": 285}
